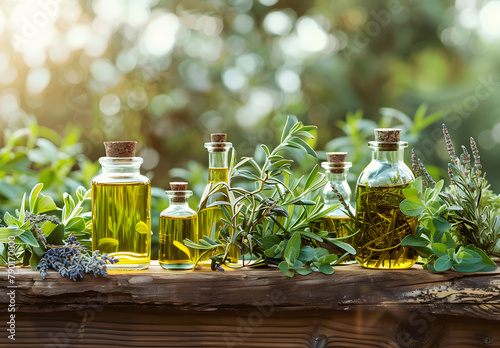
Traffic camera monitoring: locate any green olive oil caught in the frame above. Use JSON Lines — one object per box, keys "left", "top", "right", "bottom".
{"left": 159, "top": 215, "right": 199, "bottom": 270}
{"left": 354, "top": 184, "right": 417, "bottom": 269}
{"left": 92, "top": 182, "right": 151, "bottom": 270}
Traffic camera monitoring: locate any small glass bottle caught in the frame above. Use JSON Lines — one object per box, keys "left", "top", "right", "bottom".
{"left": 311, "top": 152, "right": 355, "bottom": 262}
{"left": 159, "top": 182, "right": 199, "bottom": 270}
{"left": 354, "top": 129, "right": 418, "bottom": 269}
{"left": 198, "top": 133, "right": 239, "bottom": 265}
{"left": 92, "top": 141, "right": 151, "bottom": 270}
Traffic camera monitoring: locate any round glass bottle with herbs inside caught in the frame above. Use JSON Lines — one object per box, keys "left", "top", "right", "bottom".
{"left": 354, "top": 129, "right": 418, "bottom": 269}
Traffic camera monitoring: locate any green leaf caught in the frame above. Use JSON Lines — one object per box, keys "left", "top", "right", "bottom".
{"left": 442, "top": 231, "right": 456, "bottom": 249}
{"left": 173, "top": 241, "right": 192, "bottom": 259}
{"left": 464, "top": 245, "right": 497, "bottom": 271}
{"left": 453, "top": 261, "right": 494, "bottom": 273}
{"left": 318, "top": 254, "right": 338, "bottom": 265}
{"left": 318, "top": 264, "right": 334, "bottom": 275}
{"left": 432, "top": 216, "right": 451, "bottom": 232}
{"left": 0, "top": 226, "right": 25, "bottom": 242}
{"left": 298, "top": 246, "right": 316, "bottom": 262}
{"left": 402, "top": 188, "right": 421, "bottom": 203}
{"left": 278, "top": 261, "right": 294, "bottom": 277}
{"left": 431, "top": 243, "right": 448, "bottom": 257}
{"left": 3, "top": 212, "right": 18, "bottom": 227}
{"left": 289, "top": 138, "right": 317, "bottom": 157}
{"left": 258, "top": 235, "right": 280, "bottom": 250}
{"left": 64, "top": 217, "right": 86, "bottom": 232}
{"left": 34, "top": 196, "right": 57, "bottom": 215}
{"left": 428, "top": 180, "right": 444, "bottom": 201}
{"left": 304, "top": 165, "right": 319, "bottom": 190}
{"left": 76, "top": 186, "right": 89, "bottom": 201}
{"left": 295, "top": 266, "right": 312, "bottom": 276}
{"left": 400, "top": 200, "right": 425, "bottom": 216}
{"left": 283, "top": 232, "right": 301, "bottom": 264}
{"left": 326, "top": 238, "right": 356, "bottom": 255}
{"left": 299, "top": 231, "right": 323, "bottom": 242}
{"left": 29, "top": 251, "right": 41, "bottom": 270}
{"left": 281, "top": 115, "right": 298, "bottom": 143}
{"left": 260, "top": 144, "right": 270, "bottom": 157}
{"left": 29, "top": 183, "right": 44, "bottom": 213}
{"left": 19, "top": 193, "right": 26, "bottom": 224}
{"left": 314, "top": 247, "right": 329, "bottom": 258}
{"left": 16, "top": 230, "right": 39, "bottom": 247}
{"left": 401, "top": 234, "right": 429, "bottom": 248}
{"left": 434, "top": 255, "right": 452, "bottom": 272}
{"left": 46, "top": 224, "right": 64, "bottom": 245}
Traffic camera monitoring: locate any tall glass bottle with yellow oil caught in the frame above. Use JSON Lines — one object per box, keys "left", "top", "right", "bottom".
{"left": 354, "top": 129, "right": 417, "bottom": 269}
{"left": 159, "top": 182, "right": 199, "bottom": 270}
{"left": 198, "top": 133, "right": 239, "bottom": 266}
{"left": 310, "top": 152, "right": 355, "bottom": 262}
{"left": 92, "top": 141, "right": 151, "bottom": 271}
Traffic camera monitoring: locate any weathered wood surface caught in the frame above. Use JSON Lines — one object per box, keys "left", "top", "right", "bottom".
{"left": 1, "top": 261, "right": 500, "bottom": 347}
{"left": 1, "top": 262, "right": 499, "bottom": 319}
{"left": 2, "top": 309, "right": 500, "bottom": 347}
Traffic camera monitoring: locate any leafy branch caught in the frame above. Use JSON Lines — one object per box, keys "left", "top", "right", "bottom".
{"left": 184, "top": 116, "right": 355, "bottom": 276}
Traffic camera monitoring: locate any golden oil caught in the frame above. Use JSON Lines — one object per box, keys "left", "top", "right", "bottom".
{"left": 354, "top": 184, "right": 418, "bottom": 269}
{"left": 159, "top": 215, "right": 199, "bottom": 270}
{"left": 92, "top": 182, "right": 151, "bottom": 270}
{"left": 199, "top": 168, "right": 239, "bottom": 265}
{"left": 310, "top": 216, "right": 354, "bottom": 262}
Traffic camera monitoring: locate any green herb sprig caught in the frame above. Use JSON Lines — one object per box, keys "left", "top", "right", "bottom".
{"left": 184, "top": 116, "right": 355, "bottom": 276}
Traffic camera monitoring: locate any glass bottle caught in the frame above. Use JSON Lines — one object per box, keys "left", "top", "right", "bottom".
{"left": 198, "top": 133, "right": 239, "bottom": 265}
{"left": 354, "top": 129, "right": 418, "bottom": 269}
{"left": 159, "top": 182, "right": 199, "bottom": 270}
{"left": 92, "top": 141, "right": 151, "bottom": 271}
{"left": 310, "top": 152, "right": 355, "bottom": 262}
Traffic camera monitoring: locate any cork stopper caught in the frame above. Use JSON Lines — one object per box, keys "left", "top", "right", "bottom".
{"left": 325, "top": 152, "right": 348, "bottom": 174}
{"left": 327, "top": 152, "right": 347, "bottom": 164}
{"left": 211, "top": 133, "right": 227, "bottom": 152}
{"left": 170, "top": 182, "right": 188, "bottom": 191}
{"left": 211, "top": 133, "right": 227, "bottom": 143}
{"left": 170, "top": 182, "right": 188, "bottom": 203}
{"left": 374, "top": 129, "right": 401, "bottom": 143}
{"left": 104, "top": 141, "right": 137, "bottom": 157}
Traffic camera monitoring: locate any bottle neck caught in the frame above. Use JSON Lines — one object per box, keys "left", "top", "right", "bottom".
{"left": 371, "top": 148, "right": 405, "bottom": 163}
{"left": 208, "top": 151, "right": 229, "bottom": 169}
{"left": 99, "top": 157, "right": 142, "bottom": 174}
{"left": 166, "top": 191, "right": 192, "bottom": 207}
{"left": 167, "top": 198, "right": 190, "bottom": 207}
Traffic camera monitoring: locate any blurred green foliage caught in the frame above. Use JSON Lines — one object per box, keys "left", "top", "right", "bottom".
{"left": 1, "top": 0, "right": 500, "bottom": 258}
{"left": 0, "top": 0, "right": 499, "bottom": 193}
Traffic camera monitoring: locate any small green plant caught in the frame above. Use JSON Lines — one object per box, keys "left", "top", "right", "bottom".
{"left": 0, "top": 183, "right": 116, "bottom": 280}
{"left": 184, "top": 116, "right": 356, "bottom": 276}
{"left": 400, "top": 124, "right": 499, "bottom": 272}
{"left": 400, "top": 177, "right": 496, "bottom": 272}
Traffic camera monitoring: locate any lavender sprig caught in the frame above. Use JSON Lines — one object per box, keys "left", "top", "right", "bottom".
{"left": 443, "top": 124, "right": 459, "bottom": 165}
{"left": 470, "top": 137, "right": 482, "bottom": 176}
{"left": 461, "top": 145, "right": 471, "bottom": 175}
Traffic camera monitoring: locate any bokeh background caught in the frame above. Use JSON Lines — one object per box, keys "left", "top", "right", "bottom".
{"left": 1, "top": 0, "right": 500, "bottom": 254}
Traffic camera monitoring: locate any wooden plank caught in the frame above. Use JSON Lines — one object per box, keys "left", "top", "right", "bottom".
{"left": 1, "top": 262, "right": 499, "bottom": 320}
{"left": 1, "top": 308, "right": 499, "bottom": 347}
